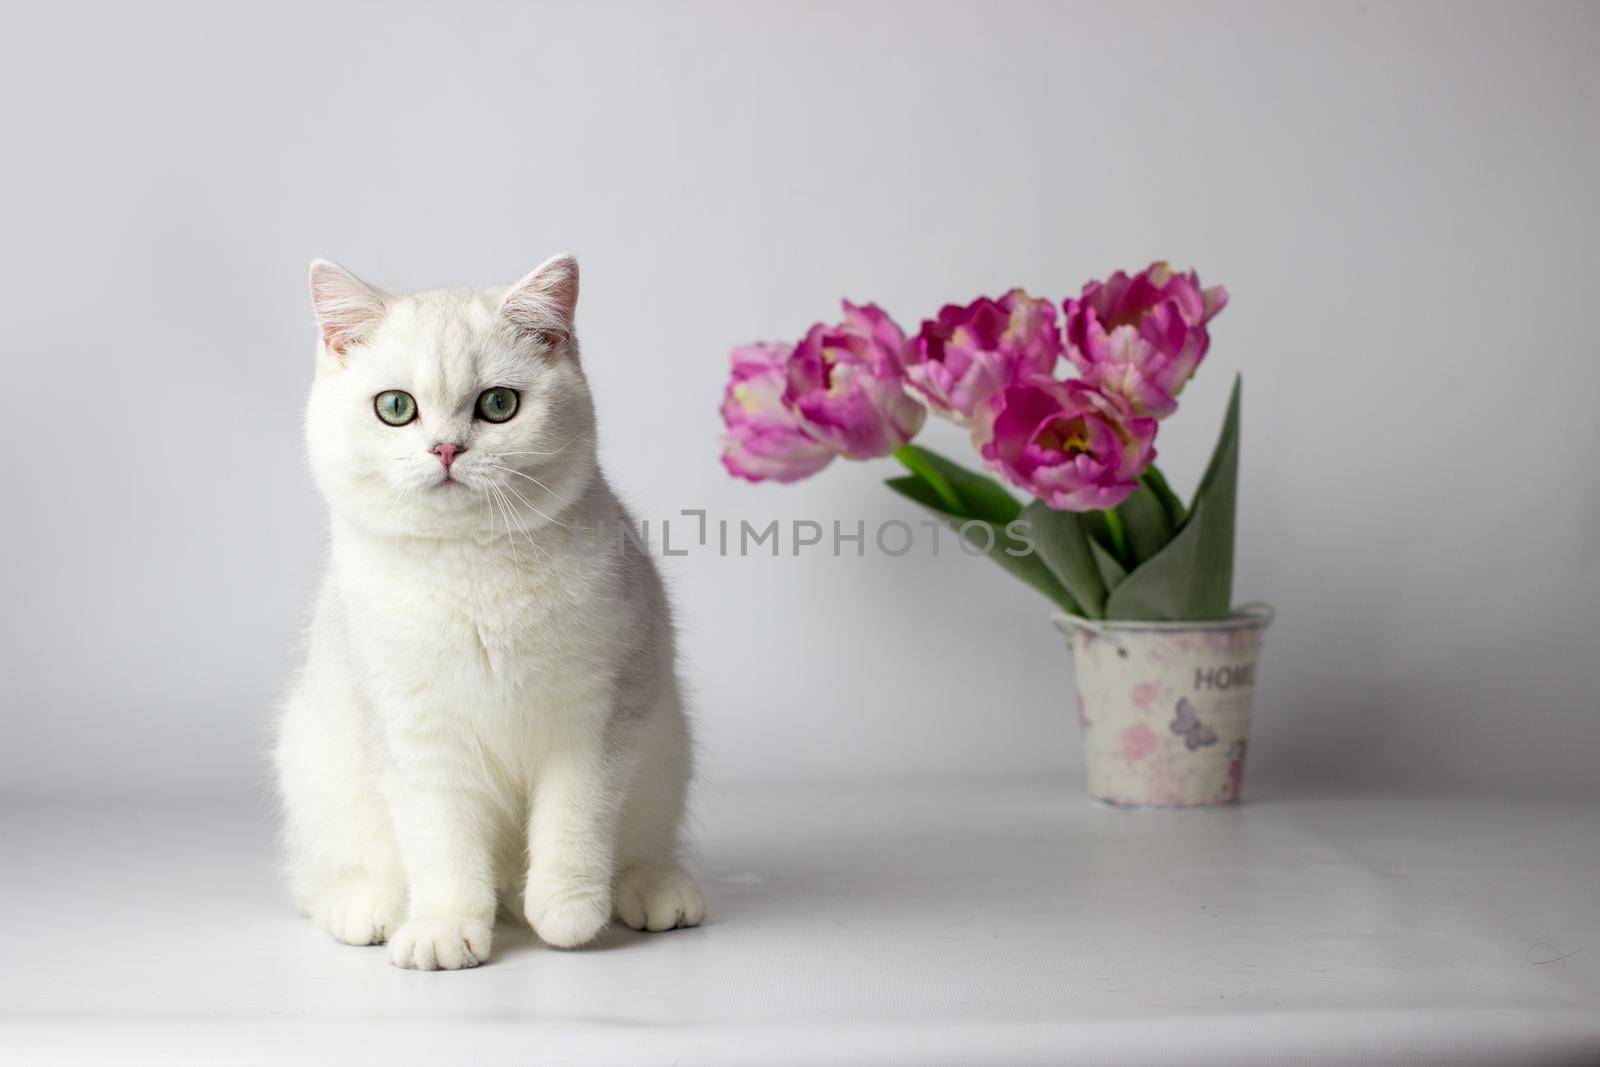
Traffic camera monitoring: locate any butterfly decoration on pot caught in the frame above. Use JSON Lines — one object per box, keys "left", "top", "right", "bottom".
{"left": 1170, "top": 698, "right": 1219, "bottom": 750}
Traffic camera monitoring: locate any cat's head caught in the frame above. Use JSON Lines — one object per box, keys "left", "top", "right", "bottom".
{"left": 303, "top": 255, "right": 597, "bottom": 541}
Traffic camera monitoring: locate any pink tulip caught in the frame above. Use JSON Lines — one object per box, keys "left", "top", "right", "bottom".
{"left": 904, "top": 289, "right": 1062, "bottom": 421}
{"left": 1064, "top": 262, "right": 1227, "bottom": 419}
{"left": 720, "top": 342, "right": 836, "bottom": 483}
{"left": 783, "top": 302, "right": 926, "bottom": 459}
{"left": 976, "top": 379, "right": 1157, "bottom": 511}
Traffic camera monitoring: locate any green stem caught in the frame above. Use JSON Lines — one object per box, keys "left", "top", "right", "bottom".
{"left": 892, "top": 445, "right": 964, "bottom": 515}
{"left": 1103, "top": 506, "right": 1129, "bottom": 564}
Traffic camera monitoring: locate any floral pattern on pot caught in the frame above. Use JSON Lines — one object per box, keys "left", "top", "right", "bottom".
{"left": 1056, "top": 611, "right": 1269, "bottom": 807}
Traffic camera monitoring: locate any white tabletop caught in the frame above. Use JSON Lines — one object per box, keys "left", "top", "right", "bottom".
{"left": 3, "top": 782, "right": 1596, "bottom": 1065}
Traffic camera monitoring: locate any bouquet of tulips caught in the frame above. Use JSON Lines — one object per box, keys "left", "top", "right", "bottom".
{"left": 719, "top": 263, "right": 1241, "bottom": 621}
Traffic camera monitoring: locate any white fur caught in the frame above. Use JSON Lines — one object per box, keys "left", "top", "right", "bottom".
{"left": 275, "top": 255, "right": 703, "bottom": 970}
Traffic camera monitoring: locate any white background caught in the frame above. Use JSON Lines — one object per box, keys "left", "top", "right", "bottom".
{"left": 3, "top": 0, "right": 1597, "bottom": 801}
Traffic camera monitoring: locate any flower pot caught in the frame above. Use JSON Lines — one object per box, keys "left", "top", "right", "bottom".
{"left": 1052, "top": 604, "right": 1273, "bottom": 808}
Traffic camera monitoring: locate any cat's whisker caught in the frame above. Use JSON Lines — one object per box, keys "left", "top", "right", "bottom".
{"left": 495, "top": 483, "right": 547, "bottom": 565}
{"left": 381, "top": 486, "right": 401, "bottom": 530}
{"left": 386, "top": 491, "right": 402, "bottom": 549}
{"left": 487, "top": 484, "right": 519, "bottom": 565}
{"left": 490, "top": 483, "right": 527, "bottom": 553}
{"left": 497, "top": 433, "right": 589, "bottom": 458}
{"left": 492, "top": 483, "right": 537, "bottom": 566}
{"left": 400, "top": 486, "right": 419, "bottom": 545}
{"left": 506, "top": 485, "right": 553, "bottom": 564}
{"left": 481, "top": 488, "right": 497, "bottom": 543}
{"left": 382, "top": 483, "right": 412, "bottom": 549}
{"left": 489, "top": 481, "right": 518, "bottom": 537}
{"left": 494, "top": 480, "right": 557, "bottom": 558}
{"left": 485, "top": 465, "right": 572, "bottom": 527}
{"left": 507, "top": 506, "right": 542, "bottom": 565}
{"left": 489, "top": 464, "right": 563, "bottom": 499}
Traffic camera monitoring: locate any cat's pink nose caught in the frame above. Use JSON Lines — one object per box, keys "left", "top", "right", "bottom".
{"left": 431, "top": 442, "right": 465, "bottom": 468}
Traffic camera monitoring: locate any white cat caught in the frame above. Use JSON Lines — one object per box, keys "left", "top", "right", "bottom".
{"left": 275, "top": 254, "right": 703, "bottom": 970}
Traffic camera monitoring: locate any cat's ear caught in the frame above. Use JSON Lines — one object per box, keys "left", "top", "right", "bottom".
{"left": 500, "top": 253, "right": 578, "bottom": 349}
{"left": 308, "top": 259, "right": 386, "bottom": 358}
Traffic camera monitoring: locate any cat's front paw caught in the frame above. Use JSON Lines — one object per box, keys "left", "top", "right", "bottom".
{"left": 311, "top": 875, "right": 405, "bottom": 946}
{"left": 388, "top": 916, "right": 492, "bottom": 970}
{"left": 614, "top": 862, "right": 706, "bottom": 932}
{"left": 525, "top": 880, "right": 611, "bottom": 949}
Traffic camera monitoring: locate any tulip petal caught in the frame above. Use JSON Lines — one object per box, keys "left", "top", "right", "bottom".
{"left": 718, "top": 341, "right": 836, "bottom": 482}
{"left": 782, "top": 307, "right": 926, "bottom": 459}
{"left": 975, "top": 379, "right": 1156, "bottom": 512}
{"left": 1063, "top": 264, "right": 1227, "bottom": 419}
{"left": 905, "top": 290, "right": 1062, "bottom": 421}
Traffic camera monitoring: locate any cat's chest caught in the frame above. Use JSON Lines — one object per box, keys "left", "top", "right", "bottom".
{"left": 336, "top": 536, "right": 607, "bottom": 692}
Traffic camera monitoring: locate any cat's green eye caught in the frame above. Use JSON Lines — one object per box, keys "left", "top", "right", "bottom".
{"left": 374, "top": 390, "right": 417, "bottom": 426}
{"left": 476, "top": 387, "right": 519, "bottom": 423}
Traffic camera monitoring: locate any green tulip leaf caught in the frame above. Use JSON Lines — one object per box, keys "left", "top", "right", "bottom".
{"left": 885, "top": 476, "right": 1080, "bottom": 613}
{"left": 1189, "top": 375, "right": 1243, "bottom": 516}
{"left": 1140, "top": 465, "right": 1187, "bottom": 529}
{"left": 1090, "top": 538, "right": 1128, "bottom": 593}
{"left": 1114, "top": 483, "right": 1177, "bottom": 566}
{"left": 898, "top": 445, "right": 1023, "bottom": 524}
{"left": 1020, "top": 501, "right": 1108, "bottom": 619}
{"left": 1105, "top": 376, "right": 1240, "bottom": 621}
{"left": 1081, "top": 510, "right": 1119, "bottom": 562}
